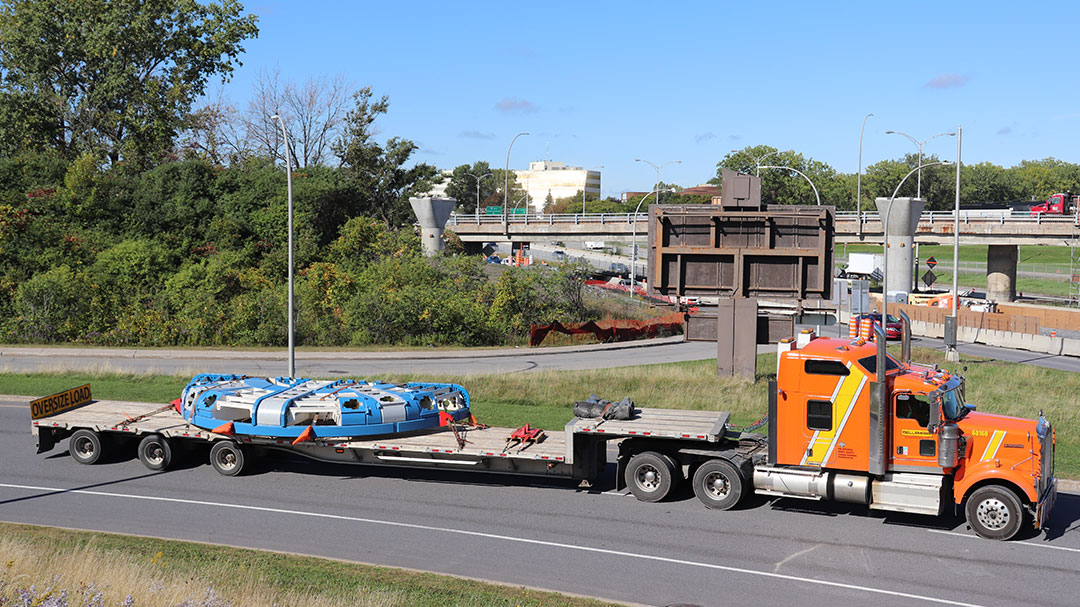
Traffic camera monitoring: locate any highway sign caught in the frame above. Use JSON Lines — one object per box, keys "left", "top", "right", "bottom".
{"left": 922, "top": 270, "right": 937, "bottom": 287}
{"left": 926, "top": 256, "right": 938, "bottom": 268}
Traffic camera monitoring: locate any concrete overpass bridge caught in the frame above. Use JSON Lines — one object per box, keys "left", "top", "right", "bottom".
{"left": 448, "top": 210, "right": 1080, "bottom": 246}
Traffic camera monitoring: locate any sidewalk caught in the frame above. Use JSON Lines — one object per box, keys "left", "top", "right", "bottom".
{"left": 0, "top": 335, "right": 689, "bottom": 362}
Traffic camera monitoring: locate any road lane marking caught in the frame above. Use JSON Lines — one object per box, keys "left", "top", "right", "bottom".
{"left": 0, "top": 482, "right": 984, "bottom": 607}
{"left": 929, "top": 529, "right": 1080, "bottom": 552}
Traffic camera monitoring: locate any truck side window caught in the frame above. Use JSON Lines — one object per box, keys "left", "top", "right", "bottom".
{"left": 804, "top": 360, "right": 849, "bottom": 376}
{"left": 896, "top": 394, "right": 931, "bottom": 428}
{"left": 807, "top": 399, "right": 832, "bottom": 430}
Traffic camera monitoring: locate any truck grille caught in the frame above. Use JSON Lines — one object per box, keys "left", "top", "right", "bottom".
{"left": 1040, "top": 424, "right": 1054, "bottom": 495}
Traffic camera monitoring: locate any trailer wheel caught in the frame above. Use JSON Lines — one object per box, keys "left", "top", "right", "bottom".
{"left": 692, "top": 459, "right": 743, "bottom": 510}
{"left": 625, "top": 451, "right": 676, "bottom": 502}
{"left": 965, "top": 485, "right": 1022, "bottom": 540}
{"left": 209, "top": 440, "right": 246, "bottom": 476}
{"left": 137, "top": 434, "right": 174, "bottom": 471}
{"left": 69, "top": 429, "right": 104, "bottom": 465}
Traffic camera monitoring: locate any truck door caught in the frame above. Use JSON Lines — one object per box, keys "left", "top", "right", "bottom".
{"left": 891, "top": 392, "right": 939, "bottom": 470}
{"left": 798, "top": 359, "right": 868, "bottom": 470}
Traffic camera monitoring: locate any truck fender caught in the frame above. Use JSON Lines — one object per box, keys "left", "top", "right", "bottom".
{"left": 956, "top": 473, "right": 1033, "bottom": 508}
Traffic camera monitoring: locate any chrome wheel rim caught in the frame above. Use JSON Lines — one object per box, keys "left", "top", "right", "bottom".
{"left": 635, "top": 464, "right": 661, "bottom": 492}
{"left": 976, "top": 497, "right": 1010, "bottom": 530}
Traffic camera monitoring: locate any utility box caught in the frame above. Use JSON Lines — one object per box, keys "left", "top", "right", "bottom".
{"left": 944, "top": 315, "right": 957, "bottom": 347}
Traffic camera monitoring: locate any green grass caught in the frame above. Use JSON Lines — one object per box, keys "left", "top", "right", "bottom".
{"left": 0, "top": 522, "right": 619, "bottom": 607}
{"left": 3, "top": 347, "right": 1075, "bottom": 477}
{"left": 923, "top": 270, "right": 1073, "bottom": 298}
{"left": 839, "top": 243, "right": 1074, "bottom": 265}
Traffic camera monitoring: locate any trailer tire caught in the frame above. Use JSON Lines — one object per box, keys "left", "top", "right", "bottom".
{"left": 137, "top": 434, "right": 174, "bottom": 471}
{"left": 625, "top": 451, "right": 676, "bottom": 502}
{"left": 692, "top": 459, "right": 743, "bottom": 510}
{"left": 69, "top": 429, "right": 104, "bottom": 465}
{"left": 210, "top": 440, "right": 246, "bottom": 476}
{"left": 965, "top": 485, "right": 1022, "bottom": 540}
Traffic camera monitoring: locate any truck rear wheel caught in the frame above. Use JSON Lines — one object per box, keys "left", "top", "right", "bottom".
{"left": 625, "top": 451, "right": 677, "bottom": 502}
{"left": 210, "top": 440, "right": 246, "bottom": 476}
{"left": 138, "top": 434, "right": 174, "bottom": 471}
{"left": 692, "top": 459, "right": 743, "bottom": 510}
{"left": 966, "top": 485, "right": 1022, "bottom": 540}
{"left": 69, "top": 429, "right": 104, "bottom": 465}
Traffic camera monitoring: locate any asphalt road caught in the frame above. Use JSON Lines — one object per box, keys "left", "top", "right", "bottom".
{"left": 1, "top": 402, "right": 1078, "bottom": 607}
{"left": 2, "top": 331, "right": 1080, "bottom": 377}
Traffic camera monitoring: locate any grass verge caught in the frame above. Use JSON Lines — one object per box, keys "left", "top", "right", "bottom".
{"left": 1, "top": 347, "right": 1074, "bottom": 477}
{"left": 0, "top": 522, "right": 619, "bottom": 607}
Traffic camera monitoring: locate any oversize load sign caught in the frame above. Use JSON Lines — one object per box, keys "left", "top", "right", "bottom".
{"left": 30, "top": 384, "right": 92, "bottom": 420}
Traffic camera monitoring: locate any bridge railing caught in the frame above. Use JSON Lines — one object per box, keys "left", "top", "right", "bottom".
{"left": 449, "top": 210, "right": 1079, "bottom": 227}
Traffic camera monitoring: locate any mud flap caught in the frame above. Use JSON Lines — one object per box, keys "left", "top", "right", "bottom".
{"left": 36, "top": 427, "right": 57, "bottom": 453}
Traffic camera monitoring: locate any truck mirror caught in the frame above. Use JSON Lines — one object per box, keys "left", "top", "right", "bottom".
{"left": 929, "top": 396, "right": 942, "bottom": 432}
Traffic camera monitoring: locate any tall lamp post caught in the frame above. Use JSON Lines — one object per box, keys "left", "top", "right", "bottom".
{"left": 758, "top": 165, "right": 822, "bottom": 205}
{"left": 465, "top": 171, "right": 492, "bottom": 219}
{"left": 881, "top": 161, "right": 951, "bottom": 322}
{"left": 270, "top": 114, "right": 295, "bottom": 378}
{"left": 635, "top": 158, "right": 681, "bottom": 208}
{"left": 583, "top": 165, "right": 603, "bottom": 214}
{"left": 885, "top": 130, "right": 956, "bottom": 198}
{"left": 857, "top": 113, "right": 873, "bottom": 238}
{"left": 630, "top": 188, "right": 673, "bottom": 298}
{"left": 503, "top": 132, "right": 529, "bottom": 224}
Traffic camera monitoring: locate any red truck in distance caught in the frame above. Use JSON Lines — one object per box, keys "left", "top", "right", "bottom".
{"left": 1029, "top": 192, "right": 1078, "bottom": 216}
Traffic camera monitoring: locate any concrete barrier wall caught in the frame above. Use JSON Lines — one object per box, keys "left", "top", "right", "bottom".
{"left": 909, "top": 319, "right": 1080, "bottom": 358}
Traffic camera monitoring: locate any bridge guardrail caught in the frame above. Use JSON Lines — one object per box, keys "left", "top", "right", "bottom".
{"left": 448, "top": 211, "right": 1079, "bottom": 227}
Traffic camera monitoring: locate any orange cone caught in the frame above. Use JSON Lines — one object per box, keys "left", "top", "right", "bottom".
{"left": 211, "top": 422, "right": 234, "bottom": 436}
{"left": 292, "top": 425, "right": 315, "bottom": 445}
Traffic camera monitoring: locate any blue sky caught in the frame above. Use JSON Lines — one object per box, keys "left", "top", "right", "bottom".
{"left": 221, "top": 1, "right": 1080, "bottom": 198}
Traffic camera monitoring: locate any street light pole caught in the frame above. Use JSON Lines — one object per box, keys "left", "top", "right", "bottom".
{"left": 758, "top": 165, "right": 821, "bottom": 206}
{"left": 630, "top": 188, "right": 671, "bottom": 298}
{"left": 885, "top": 130, "right": 956, "bottom": 198}
{"left": 465, "top": 172, "right": 492, "bottom": 219}
{"left": 504, "top": 132, "right": 528, "bottom": 224}
{"left": 635, "top": 158, "right": 681, "bottom": 209}
{"left": 858, "top": 113, "right": 873, "bottom": 238}
{"left": 952, "top": 125, "right": 963, "bottom": 317}
{"left": 752, "top": 150, "right": 781, "bottom": 177}
{"left": 270, "top": 114, "right": 295, "bottom": 378}
{"left": 881, "top": 161, "right": 951, "bottom": 322}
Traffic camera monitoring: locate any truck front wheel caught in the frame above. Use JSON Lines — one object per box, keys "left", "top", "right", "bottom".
{"left": 965, "top": 485, "right": 1023, "bottom": 540}
{"left": 625, "top": 451, "right": 677, "bottom": 502}
{"left": 692, "top": 459, "right": 743, "bottom": 510}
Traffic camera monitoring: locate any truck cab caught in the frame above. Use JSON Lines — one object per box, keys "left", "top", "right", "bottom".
{"left": 1030, "top": 192, "right": 1077, "bottom": 216}
{"left": 765, "top": 326, "right": 1055, "bottom": 539}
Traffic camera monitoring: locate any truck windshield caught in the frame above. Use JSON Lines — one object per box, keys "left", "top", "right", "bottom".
{"left": 940, "top": 388, "right": 966, "bottom": 421}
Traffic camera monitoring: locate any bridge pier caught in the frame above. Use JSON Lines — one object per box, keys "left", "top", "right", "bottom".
{"left": 986, "top": 244, "right": 1018, "bottom": 302}
{"left": 409, "top": 197, "right": 456, "bottom": 257}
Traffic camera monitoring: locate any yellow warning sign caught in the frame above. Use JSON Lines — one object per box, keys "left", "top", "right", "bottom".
{"left": 30, "top": 384, "right": 92, "bottom": 420}
{"left": 901, "top": 428, "right": 932, "bottom": 437}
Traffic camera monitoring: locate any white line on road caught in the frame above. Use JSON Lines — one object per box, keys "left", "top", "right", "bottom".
{"left": 929, "top": 529, "right": 1080, "bottom": 552}
{"left": 0, "top": 482, "right": 985, "bottom": 607}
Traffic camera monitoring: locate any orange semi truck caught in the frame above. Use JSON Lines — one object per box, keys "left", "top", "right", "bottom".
{"left": 33, "top": 321, "right": 1055, "bottom": 540}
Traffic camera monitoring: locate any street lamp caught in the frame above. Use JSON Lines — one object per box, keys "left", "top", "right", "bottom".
{"left": 630, "top": 188, "right": 674, "bottom": 298}
{"left": 583, "top": 165, "right": 603, "bottom": 214}
{"left": 465, "top": 171, "right": 492, "bottom": 219}
{"left": 635, "top": 158, "right": 681, "bottom": 209}
{"left": 881, "top": 161, "right": 951, "bottom": 321}
{"left": 857, "top": 113, "right": 873, "bottom": 238}
{"left": 752, "top": 150, "right": 781, "bottom": 177}
{"left": 270, "top": 114, "right": 295, "bottom": 378}
{"left": 758, "top": 165, "right": 821, "bottom": 205}
{"left": 504, "top": 132, "right": 528, "bottom": 223}
{"left": 885, "top": 130, "right": 956, "bottom": 198}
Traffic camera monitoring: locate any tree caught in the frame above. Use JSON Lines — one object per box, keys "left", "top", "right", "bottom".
{"left": 0, "top": 0, "right": 259, "bottom": 165}
{"left": 334, "top": 89, "right": 438, "bottom": 225}
{"left": 444, "top": 161, "right": 500, "bottom": 213}
{"left": 717, "top": 146, "right": 845, "bottom": 207}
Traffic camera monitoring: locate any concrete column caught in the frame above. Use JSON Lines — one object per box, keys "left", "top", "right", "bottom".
{"left": 986, "top": 244, "right": 1018, "bottom": 302}
{"left": 874, "top": 197, "right": 925, "bottom": 301}
{"left": 409, "top": 197, "right": 457, "bottom": 257}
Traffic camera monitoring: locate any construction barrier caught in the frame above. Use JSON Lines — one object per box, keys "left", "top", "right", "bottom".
{"left": 848, "top": 316, "right": 874, "bottom": 340}
{"left": 529, "top": 312, "right": 686, "bottom": 347}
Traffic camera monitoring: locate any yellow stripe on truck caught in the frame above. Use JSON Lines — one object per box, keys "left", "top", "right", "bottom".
{"left": 980, "top": 430, "right": 1006, "bottom": 462}
{"left": 805, "top": 363, "right": 865, "bottom": 466}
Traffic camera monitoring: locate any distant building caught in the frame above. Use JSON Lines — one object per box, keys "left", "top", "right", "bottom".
{"left": 514, "top": 161, "right": 600, "bottom": 212}
{"left": 418, "top": 169, "right": 454, "bottom": 199}
{"left": 676, "top": 184, "right": 720, "bottom": 198}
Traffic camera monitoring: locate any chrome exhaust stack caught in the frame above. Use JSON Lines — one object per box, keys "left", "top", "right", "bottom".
{"left": 899, "top": 309, "right": 911, "bottom": 365}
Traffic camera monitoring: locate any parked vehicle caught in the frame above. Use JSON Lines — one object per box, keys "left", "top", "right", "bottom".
{"left": 853, "top": 312, "right": 902, "bottom": 339}
{"left": 585, "top": 241, "right": 606, "bottom": 250}
{"left": 552, "top": 250, "right": 567, "bottom": 261}
{"left": 31, "top": 319, "right": 1055, "bottom": 540}
{"left": 837, "top": 253, "right": 883, "bottom": 281}
{"left": 1030, "top": 192, "right": 1078, "bottom": 216}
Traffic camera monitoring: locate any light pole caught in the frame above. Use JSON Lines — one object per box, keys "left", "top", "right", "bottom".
{"left": 465, "top": 171, "right": 492, "bottom": 219}
{"left": 885, "top": 130, "right": 956, "bottom": 198}
{"left": 857, "top": 113, "right": 873, "bottom": 238}
{"left": 881, "top": 161, "right": 951, "bottom": 322}
{"left": 630, "top": 188, "right": 673, "bottom": 298}
{"left": 758, "top": 165, "right": 821, "bottom": 205}
{"left": 504, "top": 132, "right": 528, "bottom": 224}
{"left": 635, "top": 158, "right": 681, "bottom": 209}
{"left": 583, "top": 165, "right": 603, "bottom": 214}
{"left": 270, "top": 114, "right": 295, "bottom": 378}
{"left": 752, "top": 150, "right": 781, "bottom": 176}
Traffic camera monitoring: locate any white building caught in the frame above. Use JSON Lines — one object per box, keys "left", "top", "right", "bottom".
{"left": 514, "top": 161, "right": 600, "bottom": 213}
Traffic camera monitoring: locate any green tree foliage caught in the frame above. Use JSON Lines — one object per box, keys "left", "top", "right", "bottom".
{"left": 0, "top": 0, "right": 259, "bottom": 164}
{"left": 444, "top": 162, "right": 502, "bottom": 213}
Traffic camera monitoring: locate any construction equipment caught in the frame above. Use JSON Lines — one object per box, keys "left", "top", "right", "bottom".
{"left": 503, "top": 424, "right": 545, "bottom": 452}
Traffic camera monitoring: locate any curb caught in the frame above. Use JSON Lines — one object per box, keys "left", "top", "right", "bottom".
{"left": 0, "top": 335, "right": 690, "bottom": 362}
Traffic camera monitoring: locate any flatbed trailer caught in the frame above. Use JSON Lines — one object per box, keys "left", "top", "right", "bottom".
{"left": 32, "top": 399, "right": 762, "bottom": 502}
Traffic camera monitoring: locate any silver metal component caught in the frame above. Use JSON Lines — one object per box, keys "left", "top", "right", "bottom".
{"left": 831, "top": 473, "right": 871, "bottom": 504}
{"left": 937, "top": 423, "right": 960, "bottom": 468}
{"left": 975, "top": 496, "right": 1012, "bottom": 531}
{"left": 752, "top": 467, "right": 870, "bottom": 504}
{"left": 870, "top": 472, "right": 944, "bottom": 515}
